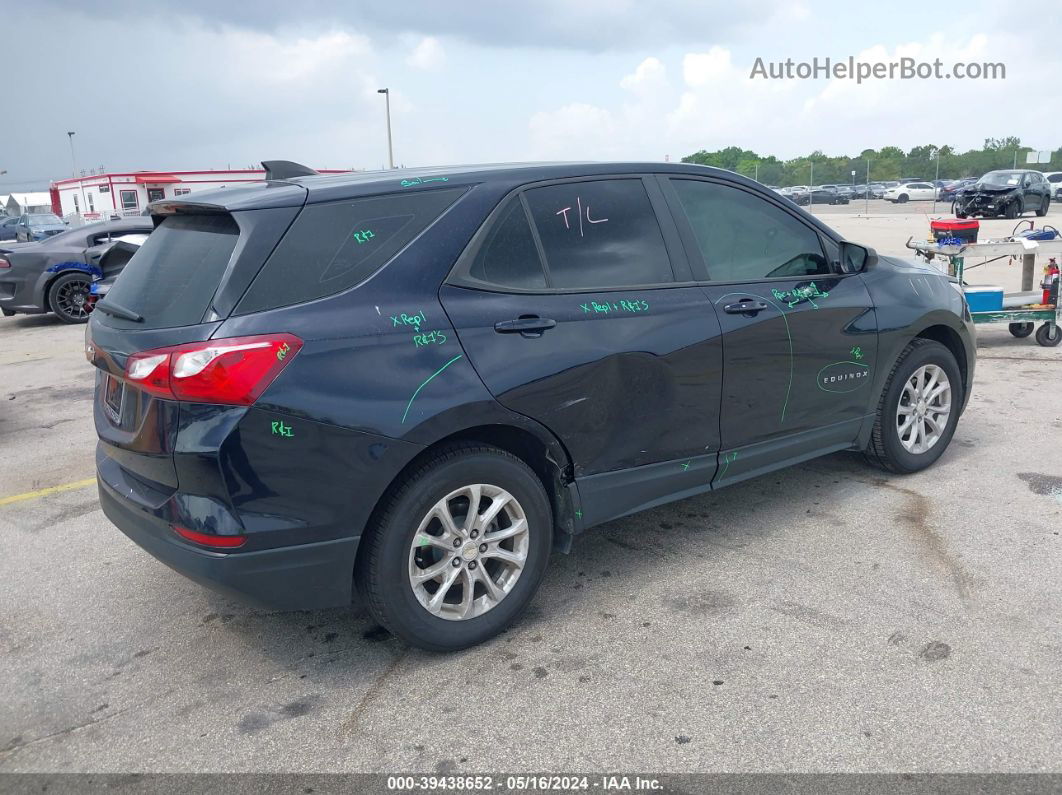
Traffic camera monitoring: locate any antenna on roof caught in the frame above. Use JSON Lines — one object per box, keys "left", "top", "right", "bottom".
{"left": 261, "top": 160, "right": 319, "bottom": 180}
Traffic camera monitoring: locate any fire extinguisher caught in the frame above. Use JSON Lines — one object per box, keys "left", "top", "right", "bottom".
{"left": 1043, "top": 258, "right": 1060, "bottom": 306}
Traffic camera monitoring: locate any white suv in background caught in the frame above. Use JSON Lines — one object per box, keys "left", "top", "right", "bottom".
{"left": 1042, "top": 172, "right": 1062, "bottom": 201}
{"left": 883, "top": 182, "right": 936, "bottom": 202}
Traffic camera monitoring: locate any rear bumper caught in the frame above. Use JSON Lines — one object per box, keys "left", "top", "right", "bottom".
{"left": 98, "top": 475, "right": 359, "bottom": 610}
{"left": 0, "top": 265, "right": 50, "bottom": 314}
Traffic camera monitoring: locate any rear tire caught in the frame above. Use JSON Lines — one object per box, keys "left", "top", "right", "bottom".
{"left": 1036, "top": 323, "right": 1061, "bottom": 347}
{"left": 47, "top": 272, "right": 93, "bottom": 324}
{"left": 1009, "top": 322, "right": 1034, "bottom": 338}
{"left": 1036, "top": 197, "right": 1050, "bottom": 217}
{"left": 355, "top": 444, "right": 553, "bottom": 651}
{"left": 864, "top": 339, "right": 962, "bottom": 474}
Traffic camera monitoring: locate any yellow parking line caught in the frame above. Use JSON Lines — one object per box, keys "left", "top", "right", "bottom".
{"left": 0, "top": 477, "right": 97, "bottom": 507}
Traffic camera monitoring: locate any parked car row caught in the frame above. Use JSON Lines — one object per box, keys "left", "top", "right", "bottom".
{"left": 774, "top": 185, "right": 851, "bottom": 205}
{"left": 0, "top": 212, "right": 69, "bottom": 242}
{"left": 763, "top": 170, "right": 1056, "bottom": 218}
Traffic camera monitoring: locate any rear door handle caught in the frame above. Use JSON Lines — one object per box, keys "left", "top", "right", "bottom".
{"left": 723, "top": 301, "right": 768, "bottom": 315}
{"left": 494, "top": 317, "right": 557, "bottom": 335}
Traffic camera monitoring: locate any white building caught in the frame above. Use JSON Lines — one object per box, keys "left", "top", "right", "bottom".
{"left": 52, "top": 167, "right": 347, "bottom": 221}
{"left": 5, "top": 192, "right": 54, "bottom": 217}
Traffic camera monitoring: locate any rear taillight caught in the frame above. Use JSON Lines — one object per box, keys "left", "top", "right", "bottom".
{"left": 0, "top": 257, "right": 10, "bottom": 268}
{"left": 173, "top": 525, "right": 246, "bottom": 549}
{"left": 125, "top": 333, "right": 302, "bottom": 405}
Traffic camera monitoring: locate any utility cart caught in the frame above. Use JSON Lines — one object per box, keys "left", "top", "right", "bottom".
{"left": 905, "top": 237, "right": 1062, "bottom": 347}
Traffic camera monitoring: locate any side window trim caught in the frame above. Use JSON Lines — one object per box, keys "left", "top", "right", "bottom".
{"left": 518, "top": 192, "right": 554, "bottom": 288}
{"left": 448, "top": 174, "right": 687, "bottom": 294}
{"left": 659, "top": 175, "right": 838, "bottom": 284}
{"left": 644, "top": 176, "right": 693, "bottom": 282}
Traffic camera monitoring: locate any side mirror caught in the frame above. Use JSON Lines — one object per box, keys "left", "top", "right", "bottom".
{"left": 839, "top": 241, "right": 877, "bottom": 274}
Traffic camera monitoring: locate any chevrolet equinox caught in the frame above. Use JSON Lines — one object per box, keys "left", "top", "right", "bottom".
{"left": 87, "top": 161, "right": 975, "bottom": 651}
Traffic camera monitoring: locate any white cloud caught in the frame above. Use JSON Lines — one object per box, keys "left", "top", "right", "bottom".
{"left": 528, "top": 31, "right": 1061, "bottom": 163}
{"left": 407, "top": 36, "right": 445, "bottom": 70}
{"left": 682, "top": 48, "right": 732, "bottom": 87}
{"left": 528, "top": 104, "right": 622, "bottom": 159}
{"left": 619, "top": 57, "right": 669, "bottom": 96}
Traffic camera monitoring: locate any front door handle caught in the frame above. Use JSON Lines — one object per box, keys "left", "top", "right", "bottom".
{"left": 494, "top": 316, "right": 557, "bottom": 335}
{"left": 723, "top": 300, "right": 768, "bottom": 315}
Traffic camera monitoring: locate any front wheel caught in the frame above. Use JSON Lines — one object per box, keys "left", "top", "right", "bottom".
{"left": 1036, "top": 323, "right": 1061, "bottom": 347}
{"left": 897, "top": 194, "right": 909, "bottom": 203}
{"left": 47, "top": 272, "right": 94, "bottom": 324}
{"left": 864, "top": 339, "right": 962, "bottom": 474}
{"left": 355, "top": 444, "right": 553, "bottom": 651}
{"left": 1009, "top": 322, "right": 1034, "bottom": 338}
{"left": 1004, "top": 200, "right": 1020, "bottom": 219}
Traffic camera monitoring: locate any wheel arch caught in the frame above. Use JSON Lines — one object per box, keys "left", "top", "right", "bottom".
{"left": 358, "top": 419, "right": 579, "bottom": 580}
{"left": 41, "top": 262, "right": 101, "bottom": 308}
{"left": 913, "top": 323, "right": 969, "bottom": 403}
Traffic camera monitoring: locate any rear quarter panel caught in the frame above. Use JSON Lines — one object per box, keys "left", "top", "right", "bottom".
{"left": 207, "top": 182, "right": 568, "bottom": 546}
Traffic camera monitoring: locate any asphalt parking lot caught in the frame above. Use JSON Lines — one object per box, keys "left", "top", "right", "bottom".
{"left": 1, "top": 207, "right": 1060, "bottom": 773}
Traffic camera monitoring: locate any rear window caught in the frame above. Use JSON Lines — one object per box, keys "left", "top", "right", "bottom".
{"left": 98, "top": 214, "right": 239, "bottom": 329}
{"left": 235, "top": 187, "right": 465, "bottom": 314}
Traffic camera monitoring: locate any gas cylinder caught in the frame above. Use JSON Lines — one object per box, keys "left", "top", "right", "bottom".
{"left": 1043, "top": 258, "right": 1060, "bottom": 306}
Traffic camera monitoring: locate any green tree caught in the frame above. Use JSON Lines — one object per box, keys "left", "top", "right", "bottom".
{"left": 682, "top": 138, "right": 1061, "bottom": 187}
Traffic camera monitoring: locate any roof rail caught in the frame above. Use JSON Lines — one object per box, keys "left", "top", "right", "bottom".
{"left": 261, "top": 160, "right": 319, "bottom": 181}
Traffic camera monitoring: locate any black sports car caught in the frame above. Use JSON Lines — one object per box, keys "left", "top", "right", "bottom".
{"left": 0, "top": 218, "right": 153, "bottom": 323}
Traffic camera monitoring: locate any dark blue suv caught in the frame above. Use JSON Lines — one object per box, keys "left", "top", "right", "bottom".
{"left": 87, "top": 161, "right": 975, "bottom": 650}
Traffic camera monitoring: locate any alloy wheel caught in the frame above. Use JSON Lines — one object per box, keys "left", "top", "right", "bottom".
{"left": 55, "top": 278, "right": 92, "bottom": 321}
{"left": 896, "top": 364, "right": 952, "bottom": 455}
{"left": 408, "top": 483, "right": 529, "bottom": 621}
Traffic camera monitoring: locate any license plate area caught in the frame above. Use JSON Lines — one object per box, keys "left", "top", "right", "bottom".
{"left": 103, "top": 374, "right": 125, "bottom": 424}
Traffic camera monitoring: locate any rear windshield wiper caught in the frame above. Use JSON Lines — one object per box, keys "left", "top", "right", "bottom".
{"left": 94, "top": 300, "right": 143, "bottom": 323}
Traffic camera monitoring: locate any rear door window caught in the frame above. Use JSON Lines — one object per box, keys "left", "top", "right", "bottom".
{"left": 522, "top": 179, "right": 674, "bottom": 288}
{"left": 97, "top": 214, "right": 239, "bottom": 329}
{"left": 236, "top": 187, "right": 466, "bottom": 314}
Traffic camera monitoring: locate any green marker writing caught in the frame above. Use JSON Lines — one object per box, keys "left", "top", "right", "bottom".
{"left": 271, "top": 420, "right": 294, "bottom": 437}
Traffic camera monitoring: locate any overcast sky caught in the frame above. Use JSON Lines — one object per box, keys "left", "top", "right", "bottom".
{"left": 2, "top": 0, "right": 1059, "bottom": 190}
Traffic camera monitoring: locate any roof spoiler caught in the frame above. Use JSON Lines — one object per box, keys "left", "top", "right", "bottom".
{"left": 261, "top": 160, "right": 319, "bottom": 181}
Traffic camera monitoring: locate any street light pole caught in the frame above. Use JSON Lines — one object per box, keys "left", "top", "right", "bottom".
{"left": 865, "top": 160, "right": 870, "bottom": 215}
{"left": 809, "top": 162, "right": 814, "bottom": 213}
{"left": 932, "top": 149, "right": 940, "bottom": 214}
{"left": 377, "top": 88, "right": 394, "bottom": 169}
{"left": 67, "top": 131, "right": 77, "bottom": 179}
{"left": 66, "top": 131, "right": 87, "bottom": 221}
